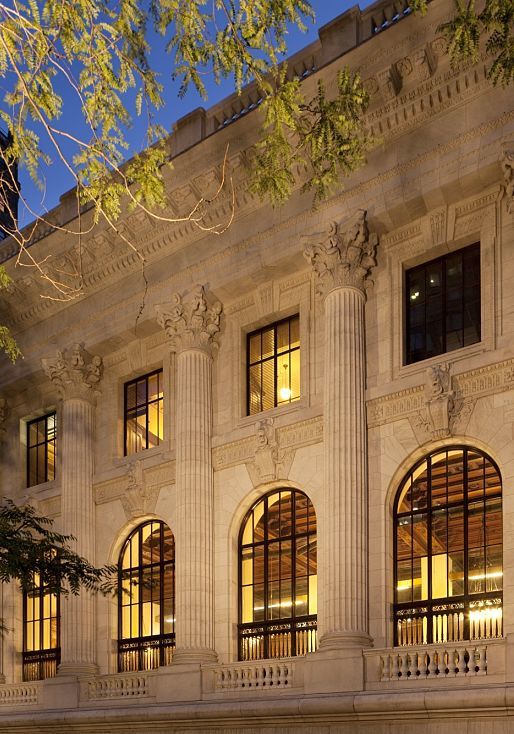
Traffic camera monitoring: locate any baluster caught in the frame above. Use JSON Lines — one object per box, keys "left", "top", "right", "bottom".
{"left": 428, "top": 649, "right": 438, "bottom": 676}
{"left": 398, "top": 652, "right": 408, "bottom": 678}
{"left": 477, "top": 646, "right": 487, "bottom": 675}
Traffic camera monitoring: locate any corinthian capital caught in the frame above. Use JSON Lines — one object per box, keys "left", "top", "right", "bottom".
{"left": 303, "top": 210, "right": 378, "bottom": 296}
{"left": 42, "top": 344, "right": 103, "bottom": 401}
{"left": 156, "top": 285, "right": 223, "bottom": 355}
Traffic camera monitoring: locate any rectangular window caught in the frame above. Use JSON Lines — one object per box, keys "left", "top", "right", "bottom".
{"left": 247, "top": 315, "right": 300, "bottom": 416}
{"left": 27, "top": 413, "right": 56, "bottom": 488}
{"left": 405, "top": 243, "right": 480, "bottom": 365}
{"left": 23, "top": 572, "right": 60, "bottom": 681}
{"left": 124, "top": 370, "right": 164, "bottom": 456}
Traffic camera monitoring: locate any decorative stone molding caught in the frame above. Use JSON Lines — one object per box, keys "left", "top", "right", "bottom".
{"left": 245, "top": 419, "right": 294, "bottom": 486}
{"left": 212, "top": 416, "right": 322, "bottom": 472}
{"left": 95, "top": 461, "right": 175, "bottom": 506}
{"left": 120, "top": 460, "right": 159, "bottom": 520}
{"left": 42, "top": 344, "right": 103, "bottom": 401}
{"left": 365, "top": 357, "right": 514, "bottom": 433}
{"left": 303, "top": 210, "right": 378, "bottom": 296}
{"left": 502, "top": 149, "right": 514, "bottom": 213}
{"left": 156, "top": 285, "right": 223, "bottom": 355}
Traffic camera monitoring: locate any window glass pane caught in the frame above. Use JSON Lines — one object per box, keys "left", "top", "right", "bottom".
{"left": 405, "top": 244, "right": 480, "bottom": 364}
{"left": 412, "top": 557, "right": 425, "bottom": 601}
{"left": 412, "top": 514, "right": 428, "bottom": 557}
{"left": 126, "top": 382, "right": 137, "bottom": 410}
{"left": 277, "top": 320, "right": 290, "bottom": 353}
{"left": 247, "top": 316, "right": 300, "bottom": 415}
{"left": 295, "top": 493, "right": 309, "bottom": 535}
{"left": 148, "top": 373, "right": 161, "bottom": 403}
{"left": 249, "top": 333, "right": 261, "bottom": 364}
{"left": 279, "top": 491, "right": 292, "bottom": 537}
{"left": 261, "top": 359, "right": 274, "bottom": 412}
{"left": 47, "top": 440, "right": 55, "bottom": 481}
{"left": 266, "top": 494, "right": 280, "bottom": 540}
{"left": 136, "top": 379, "right": 147, "bottom": 406}
{"left": 396, "top": 516, "right": 411, "bottom": 561}
{"left": 468, "top": 548, "right": 485, "bottom": 594}
{"left": 148, "top": 402, "right": 162, "bottom": 448}
{"left": 290, "top": 316, "right": 300, "bottom": 348}
{"left": 449, "top": 551, "right": 464, "bottom": 596}
{"left": 261, "top": 328, "right": 274, "bottom": 360}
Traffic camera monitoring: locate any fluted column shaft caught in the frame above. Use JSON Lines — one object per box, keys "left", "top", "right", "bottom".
{"left": 173, "top": 348, "right": 216, "bottom": 663}
{"left": 156, "top": 285, "right": 222, "bottom": 665}
{"left": 58, "top": 397, "right": 97, "bottom": 674}
{"left": 303, "top": 211, "right": 377, "bottom": 652}
{"left": 319, "top": 286, "right": 369, "bottom": 648}
{"left": 42, "top": 344, "right": 103, "bottom": 676}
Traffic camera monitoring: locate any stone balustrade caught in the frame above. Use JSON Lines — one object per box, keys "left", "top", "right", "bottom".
{"left": 209, "top": 659, "right": 296, "bottom": 693}
{"left": 86, "top": 672, "right": 152, "bottom": 700}
{"left": 0, "top": 683, "right": 39, "bottom": 706}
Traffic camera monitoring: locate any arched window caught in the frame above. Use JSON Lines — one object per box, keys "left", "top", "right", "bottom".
{"left": 394, "top": 447, "right": 502, "bottom": 646}
{"left": 23, "top": 573, "right": 60, "bottom": 681}
{"left": 239, "top": 488, "right": 317, "bottom": 660}
{"left": 118, "top": 520, "right": 175, "bottom": 671}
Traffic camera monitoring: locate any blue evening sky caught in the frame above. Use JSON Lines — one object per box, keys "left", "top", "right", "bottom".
{"left": 16, "top": 0, "right": 368, "bottom": 226}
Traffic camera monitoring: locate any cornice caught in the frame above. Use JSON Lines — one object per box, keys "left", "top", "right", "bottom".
{"left": 2, "top": 47, "right": 512, "bottom": 333}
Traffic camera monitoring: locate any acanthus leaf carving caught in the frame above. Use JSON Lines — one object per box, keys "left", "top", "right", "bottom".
{"left": 303, "top": 210, "right": 378, "bottom": 297}
{"left": 42, "top": 344, "right": 103, "bottom": 401}
{"left": 156, "top": 284, "right": 223, "bottom": 355}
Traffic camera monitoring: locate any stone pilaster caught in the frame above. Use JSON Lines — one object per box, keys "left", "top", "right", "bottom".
{"left": 42, "top": 344, "right": 103, "bottom": 676}
{"left": 304, "top": 211, "right": 377, "bottom": 652}
{"left": 156, "top": 285, "right": 221, "bottom": 664}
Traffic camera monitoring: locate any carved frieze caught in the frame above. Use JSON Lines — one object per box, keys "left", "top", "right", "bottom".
{"left": 304, "top": 210, "right": 378, "bottom": 296}
{"left": 156, "top": 284, "right": 223, "bottom": 355}
{"left": 213, "top": 415, "right": 322, "bottom": 473}
{"left": 42, "top": 344, "right": 103, "bottom": 402}
{"left": 368, "top": 358, "right": 514, "bottom": 435}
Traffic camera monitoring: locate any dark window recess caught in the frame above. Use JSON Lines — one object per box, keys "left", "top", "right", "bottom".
{"left": 405, "top": 244, "right": 480, "bottom": 365}
{"left": 238, "top": 488, "right": 317, "bottom": 661}
{"left": 23, "top": 574, "right": 60, "bottom": 681}
{"left": 124, "top": 370, "right": 164, "bottom": 456}
{"left": 247, "top": 315, "right": 300, "bottom": 416}
{"left": 27, "top": 413, "right": 56, "bottom": 488}
{"left": 394, "top": 447, "right": 502, "bottom": 646}
{"left": 118, "top": 520, "right": 175, "bottom": 672}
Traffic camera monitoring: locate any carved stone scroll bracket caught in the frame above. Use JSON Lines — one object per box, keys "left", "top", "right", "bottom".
{"left": 245, "top": 418, "right": 294, "bottom": 486}
{"left": 120, "top": 459, "right": 159, "bottom": 520}
{"left": 303, "top": 210, "right": 378, "bottom": 298}
{"left": 501, "top": 149, "right": 514, "bottom": 214}
{"left": 41, "top": 344, "right": 103, "bottom": 402}
{"left": 408, "top": 363, "right": 476, "bottom": 444}
{"left": 156, "top": 284, "right": 223, "bottom": 356}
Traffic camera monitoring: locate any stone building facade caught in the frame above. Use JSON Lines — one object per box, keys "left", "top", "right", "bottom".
{"left": 0, "top": 0, "right": 514, "bottom": 731}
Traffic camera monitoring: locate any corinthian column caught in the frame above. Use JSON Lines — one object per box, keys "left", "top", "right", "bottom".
{"left": 304, "top": 211, "right": 378, "bottom": 651}
{"left": 156, "top": 285, "right": 222, "bottom": 664}
{"left": 42, "top": 345, "right": 103, "bottom": 675}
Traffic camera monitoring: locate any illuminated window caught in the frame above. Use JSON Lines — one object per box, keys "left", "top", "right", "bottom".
{"left": 405, "top": 244, "right": 480, "bottom": 365}
{"left": 118, "top": 520, "right": 175, "bottom": 672}
{"left": 394, "top": 447, "right": 502, "bottom": 646}
{"left": 238, "top": 489, "right": 317, "bottom": 660}
{"left": 27, "top": 413, "right": 56, "bottom": 488}
{"left": 124, "top": 370, "right": 164, "bottom": 456}
{"left": 247, "top": 316, "right": 300, "bottom": 416}
{"left": 23, "top": 573, "right": 60, "bottom": 681}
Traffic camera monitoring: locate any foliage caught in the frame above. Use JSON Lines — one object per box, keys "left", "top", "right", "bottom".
{"left": 0, "top": 265, "right": 21, "bottom": 362}
{"left": 0, "top": 499, "right": 115, "bottom": 596}
{"left": 413, "top": 0, "right": 513, "bottom": 85}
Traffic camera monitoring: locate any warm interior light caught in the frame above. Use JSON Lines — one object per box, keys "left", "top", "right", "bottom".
{"left": 279, "top": 363, "right": 291, "bottom": 401}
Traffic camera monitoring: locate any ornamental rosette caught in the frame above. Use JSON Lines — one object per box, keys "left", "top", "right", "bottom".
{"left": 42, "top": 344, "right": 103, "bottom": 401}
{"left": 156, "top": 284, "right": 223, "bottom": 355}
{"left": 303, "top": 210, "right": 378, "bottom": 296}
